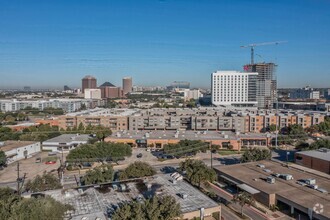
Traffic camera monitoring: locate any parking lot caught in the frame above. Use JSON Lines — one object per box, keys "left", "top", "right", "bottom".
{"left": 0, "top": 152, "right": 61, "bottom": 185}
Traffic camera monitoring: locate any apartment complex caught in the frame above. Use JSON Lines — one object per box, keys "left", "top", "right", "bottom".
{"left": 244, "top": 63, "right": 277, "bottom": 109}
{"left": 57, "top": 107, "right": 325, "bottom": 133}
{"left": 211, "top": 71, "right": 258, "bottom": 107}
{"left": 0, "top": 98, "right": 106, "bottom": 113}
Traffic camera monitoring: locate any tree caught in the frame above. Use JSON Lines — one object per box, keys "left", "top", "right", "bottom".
{"left": 0, "top": 150, "right": 6, "bottom": 167}
{"left": 66, "top": 142, "right": 132, "bottom": 162}
{"left": 82, "top": 164, "right": 114, "bottom": 185}
{"left": 287, "top": 124, "right": 307, "bottom": 140}
{"left": 95, "top": 126, "right": 112, "bottom": 141}
{"left": 232, "top": 191, "right": 255, "bottom": 217}
{"left": 119, "top": 162, "right": 156, "bottom": 180}
{"left": 268, "top": 124, "right": 277, "bottom": 132}
{"left": 0, "top": 187, "right": 73, "bottom": 219}
{"left": 25, "top": 172, "right": 62, "bottom": 193}
{"left": 241, "top": 148, "right": 271, "bottom": 163}
{"left": 111, "top": 195, "right": 181, "bottom": 220}
{"left": 179, "top": 159, "right": 216, "bottom": 187}
{"left": 163, "top": 140, "right": 208, "bottom": 157}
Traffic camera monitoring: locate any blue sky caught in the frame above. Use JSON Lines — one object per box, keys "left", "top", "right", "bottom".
{"left": 0, "top": 0, "right": 330, "bottom": 89}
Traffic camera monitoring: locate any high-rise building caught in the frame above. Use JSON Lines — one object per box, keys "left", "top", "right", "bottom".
{"left": 99, "top": 82, "right": 122, "bottom": 98}
{"left": 244, "top": 63, "right": 277, "bottom": 109}
{"left": 82, "top": 75, "right": 97, "bottom": 93}
{"left": 211, "top": 70, "right": 258, "bottom": 107}
{"left": 122, "top": 77, "right": 132, "bottom": 95}
{"left": 64, "top": 85, "right": 71, "bottom": 91}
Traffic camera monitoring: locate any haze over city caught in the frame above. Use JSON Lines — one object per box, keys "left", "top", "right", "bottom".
{"left": 1, "top": 0, "right": 330, "bottom": 89}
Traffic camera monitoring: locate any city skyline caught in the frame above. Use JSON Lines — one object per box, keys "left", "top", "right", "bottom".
{"left": 1, "top": 0, "right": 330, "bottom": 89}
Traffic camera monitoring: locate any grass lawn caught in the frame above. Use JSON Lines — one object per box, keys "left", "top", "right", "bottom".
{"left": 43, "top": 156, "right": 58, "bottom": 162}
{"left": 218, "top": 150, "right": 243, "bottom": 156}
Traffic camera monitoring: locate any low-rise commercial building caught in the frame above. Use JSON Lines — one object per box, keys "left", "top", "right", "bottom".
{"left": 84, "top": 88, "right": 101, "bottom": 99}
{"left": 295, "top": 148, "right": 330, "bottom": 174}
{"left": 105, "top": 130, "right": 272, "bottom": 150}
{"left": 214, "top": 161, "right": 330, "bottom": 220}
{"left": 0, "top": 141, "right": 41, "bottom": 164}
{"left": 42, "top": 134, "right": 90, "bottom": 152}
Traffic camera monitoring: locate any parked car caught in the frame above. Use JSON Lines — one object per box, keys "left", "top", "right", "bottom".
{"left": 35, "top": 157, "right": 41, "bottom": 163}
{"left": 137, "top": 153, "right": 143, "bottom": 158}
{"left": 45, "top": 161, "right": 56, "bottom": 165}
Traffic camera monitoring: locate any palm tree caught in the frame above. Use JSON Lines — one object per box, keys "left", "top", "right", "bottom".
{"left": 232, "top": 191, "right": 255, "bottom": 217}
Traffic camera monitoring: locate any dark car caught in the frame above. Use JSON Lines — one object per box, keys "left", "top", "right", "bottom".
{"left": 137, "top": 153, "right": 143, "bottom": 158}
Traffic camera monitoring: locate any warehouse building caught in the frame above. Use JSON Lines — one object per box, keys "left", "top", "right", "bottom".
{"left": 0, "top": 141, "right": 41, "bottom": 164}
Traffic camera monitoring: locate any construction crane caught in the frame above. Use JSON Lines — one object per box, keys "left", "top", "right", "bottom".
{"left": 240, "top": 41, "right": 287, "bottom": 64}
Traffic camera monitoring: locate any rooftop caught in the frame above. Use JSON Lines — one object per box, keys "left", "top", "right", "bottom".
{"left": 45, "top": 174, "right": 219, "bottom": 219}
{"left": 65, "top": 108, "right": 139, "bottom": 117}
{"left": 109, "top": 130, "right": 273, "bottom": 141}
{"left": 0, "top": 141, "right": 39, "bottom": 152}
{"left": 296, "top": 149, "right": 330, "bottom": 162}
{"left": 43, "top": 134, "right": 90, "bottom": 143}
{"left": 214, "top": 160, "right": 330, "bottom": 219}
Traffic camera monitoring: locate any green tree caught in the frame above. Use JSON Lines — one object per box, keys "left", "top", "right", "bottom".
{"left": 232, "top": 191, "right": 255, "bottom": 217}
{"left": 10, "top": 196, "right": 72, "bottom": 220}
{"left": 66, "top": 142, "right": 132, "bottom": 162}
{"left": 241, "top": 148, "right": 271, "bottom": 163}
{"left": 179, "top": 159, "right": 216, "bottom": 187}
{"left": 268, "top": 124, "right": 277, "bottom": 132}
{"left": 82, "top": 164, "right": 114, "bottom": 185}
{"left": 111, "top": 195, "right": 181, "bottom": 220}
{"left": 0, "top": 150, "right": 6, "bottom": 167}
{"left": 119, "top": 161, "right": 156, "bottom": 180}
{"left": 0, "top": 187, "right": 21, "bottom": 219}
{"left": 95, "top": 126, "right": 112, "bottom": 141}
{"left": 25, "top": 172, "right": 62, "bottom": 193}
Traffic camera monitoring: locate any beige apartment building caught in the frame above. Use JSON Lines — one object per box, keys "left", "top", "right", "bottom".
{"left": 57, "top": 108, "right": 326, "bottom": 133}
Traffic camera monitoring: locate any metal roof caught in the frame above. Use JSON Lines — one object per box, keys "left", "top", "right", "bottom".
{"left": 237, "top": 184, "right": 260, "bottom": 194}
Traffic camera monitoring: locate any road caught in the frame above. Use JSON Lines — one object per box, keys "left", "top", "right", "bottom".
{"left": 208, "top": 183, "right": 268, "bottom": 220}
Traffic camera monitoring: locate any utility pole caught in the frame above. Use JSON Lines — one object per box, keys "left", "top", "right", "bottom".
{"left": 16, "top": 162, "right": 21, "bottom": 195}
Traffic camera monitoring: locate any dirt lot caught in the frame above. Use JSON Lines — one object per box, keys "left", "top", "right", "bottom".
{"left": 0, "top": 152, "right": 64, "bottom": 183}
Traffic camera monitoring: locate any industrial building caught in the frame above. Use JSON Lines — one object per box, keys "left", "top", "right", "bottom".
{"left": 0, "top": 141, "right": 41, "bottom": 164}
{"left": 295, "top": 148, "right": 330, "bottom": 174}
{"left": 214, "top": 160, "right": 330, "bottom": 220}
